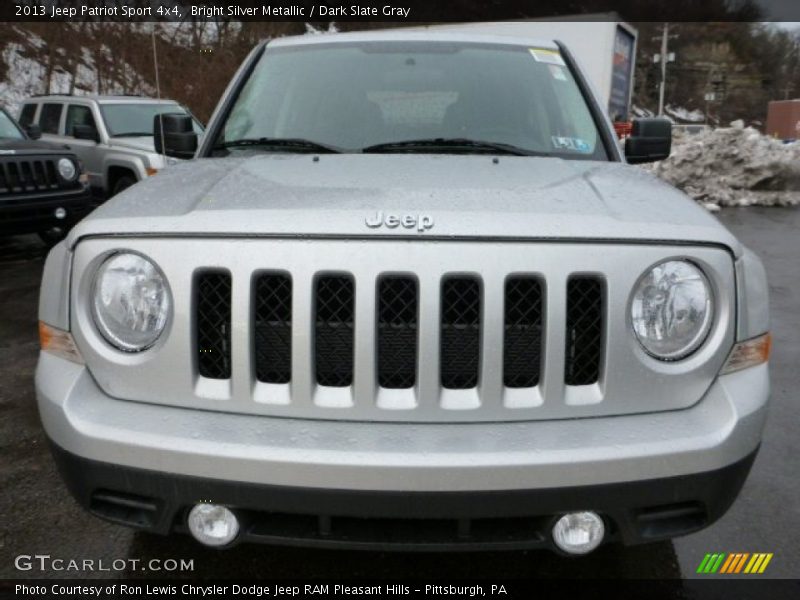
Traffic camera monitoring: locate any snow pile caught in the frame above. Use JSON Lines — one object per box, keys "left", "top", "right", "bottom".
{"left": 665, "top": 105, "right": 705, "bottom": 123}
{"left": 632, "top": 104, "right": 705, "bottom": 124}
{"left": 643, "top": 121, "right": 800, "bottom": 211}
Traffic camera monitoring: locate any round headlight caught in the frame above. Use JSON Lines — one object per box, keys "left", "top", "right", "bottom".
{"left": 92, "top": 252, "right": 171, "bottom": 352}
{"left": 631, "top": 260, "right": 713, "bottom": 360}
{"left": 57, "top": 158, "right": 77, "bottom": 181}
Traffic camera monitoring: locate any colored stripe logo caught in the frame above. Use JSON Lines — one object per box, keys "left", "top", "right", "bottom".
{"left": 697, "top": 553, "right": 773, "bottom": 574}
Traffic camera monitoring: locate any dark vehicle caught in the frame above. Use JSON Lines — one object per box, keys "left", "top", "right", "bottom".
{"left": 1, "top": 106, "right": 95, "bottom": 244}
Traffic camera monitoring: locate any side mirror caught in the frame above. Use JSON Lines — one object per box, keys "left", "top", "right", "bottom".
{"left": 73, "top": 124, "right": 99, "bottom": 142}
{"left": 624, "top": 118, "right": 672, "bottom": 164}
{"left": 25, "top": 124, "right": 41, "bottom": 140}
{"left": 154, "top": 113, "right": 197, "bottom": 159}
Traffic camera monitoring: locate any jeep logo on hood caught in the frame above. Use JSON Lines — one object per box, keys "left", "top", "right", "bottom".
{"left": 366, "top": 211, "right": 434, "bottom": 232}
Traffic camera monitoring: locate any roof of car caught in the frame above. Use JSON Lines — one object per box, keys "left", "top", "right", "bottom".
{"left": 25, "top": 95, "right": 180, "bottom": 105}
{"left": 268, "top": 29, "right": 560, "bottom": 50}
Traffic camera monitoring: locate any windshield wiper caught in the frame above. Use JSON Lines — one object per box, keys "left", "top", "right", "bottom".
{"left": 110, "top": 132, "right": 152, "bottom": 137}
{"left": 361, "top": 138, "right": 547, "bottom": 157}
{"left": 213, "top": 137, "right": 342, "bottom": 154}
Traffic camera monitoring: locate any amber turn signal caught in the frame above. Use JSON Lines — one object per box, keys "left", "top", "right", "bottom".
{"left": 39, "top": 322, "right": 83, "bottom": 364}
{"left": 721, "top": 333, "right": 771, "bottom": 375}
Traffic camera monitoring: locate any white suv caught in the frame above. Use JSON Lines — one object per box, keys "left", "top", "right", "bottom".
{"left": 18, "top": 95, "right": 203, "bottom": 197}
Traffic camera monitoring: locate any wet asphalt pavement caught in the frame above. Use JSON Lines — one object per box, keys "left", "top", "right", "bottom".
{"left": 0, "top": 206, "right": 797, "bottom": 581}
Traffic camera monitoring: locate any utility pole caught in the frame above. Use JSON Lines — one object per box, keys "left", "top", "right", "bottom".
{"left": 652, "top": 23, "right": 677, "bottom": 116}
{"left": 658, "top": 23, "right": 669, "bottom": 116}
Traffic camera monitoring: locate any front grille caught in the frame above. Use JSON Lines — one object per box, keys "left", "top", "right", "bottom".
{"left": 377, "top": 277, "right": 418, "bottom": 389}
{"left": 196, "top": 272, "right": 232, "bottom": 379}
{"left": 504, "top": 277, "right": 543, "bottom": 388}
{"left": 315, "top": 276, "right": 355, "bottom": 387}
{"left": 440, "top": 278, "right": 481, "bottom": 389}
{"left": 0, "top": 157, "right": 66, "bottom": 195}
{"left": 254, "top": 274, "right": 292, "bottom": 384}
{"left": 192, "top": 267, "right": 608, "bottom": 408}
{"left": 565, "top": 277, "right": 604, "bottom": 385}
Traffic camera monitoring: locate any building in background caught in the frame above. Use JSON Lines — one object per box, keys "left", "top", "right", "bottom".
{"left": 765, "top": 99, "right": 800, "bottom": 140}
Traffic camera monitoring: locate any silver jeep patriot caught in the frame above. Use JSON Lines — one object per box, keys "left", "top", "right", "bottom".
{"left": 36, "top": 31, "right": 770, "bottom": 555}
{"left": 18, "top": 95, "right": 203, "bottom": 197}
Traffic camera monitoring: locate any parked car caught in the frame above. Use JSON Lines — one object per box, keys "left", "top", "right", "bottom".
{"left": 36, "top": 31, "right": 770, "bottom": 555}
{"left": 0, "top": 106, "right": 94, "bottom": 244}
{"left": 18, "top": 95, "right": 203, "bottom": 197}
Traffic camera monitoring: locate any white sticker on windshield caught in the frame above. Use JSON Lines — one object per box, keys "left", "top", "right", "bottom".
{"left": 548, "top": 64, "right": 567, "bottom": 81}
{"left": 529, "top": 48, "right": 566, "bottom": 66}
{"left": 551, "top": 136, "right": 592, "bottom": 153}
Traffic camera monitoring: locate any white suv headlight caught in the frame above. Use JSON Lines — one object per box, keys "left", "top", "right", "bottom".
{"left": 92, "top": 252, "right": 171, "bottom": 352}
{"left": 631, "top": 260, "right": 713, "bottom": 360}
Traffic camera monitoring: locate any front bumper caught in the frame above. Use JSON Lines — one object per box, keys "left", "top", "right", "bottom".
{"left": 0, "top": 185, "right": 96, "bottom": 235}
{"left": 49, "top": 441, "right": 757, "bottom": 551}
{"left": 36, "top": 354, "right": 768, "bottom": 549}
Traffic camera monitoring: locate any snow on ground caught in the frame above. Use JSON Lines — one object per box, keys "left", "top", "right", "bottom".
{"left": 641, "top": 121, "right": 800, "bottom": 211}
{"left": 0, "top": 30, "right": 52, "bottom": 116}
{"left": 0, "top": 26, "right": 155, "bottom": 117}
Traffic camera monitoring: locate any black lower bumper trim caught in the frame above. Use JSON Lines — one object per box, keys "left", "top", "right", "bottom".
{"left": 48, "top": 440, "right": 757, "bottom": 551}
{"left": 0, "top": 187, "right": 96, "bottom": 235}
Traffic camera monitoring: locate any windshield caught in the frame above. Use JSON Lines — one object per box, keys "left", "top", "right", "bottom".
{"left": 100, "top": 103, "right": 204, "bottom": 137}
{"left": 0, "top": 110, "right": 24, "bottom": 140}
{"left": 215, "top": 41, "right": 607, "bottom": 160}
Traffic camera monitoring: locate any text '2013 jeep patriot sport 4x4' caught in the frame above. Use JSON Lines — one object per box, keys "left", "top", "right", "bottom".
{"left": 36, "top": 31, "right": 770, "bottom": 555}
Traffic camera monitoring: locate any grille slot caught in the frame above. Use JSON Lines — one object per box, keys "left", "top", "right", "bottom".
{"left": 6, "top": 162, "right": 20, "bottom": 191}
{"left": 378, "top": 277, "right": 418, "bottom": 389}
{"left": 315, "top": 276, "right": 355, "bottom": 387}
{"left": 504, "top": 277, "right": 543, "bottom": 388}
{"left": 196, "top": 272, "right": 232, "bottom": 379}
{"left": 565, "top": 277, "right": 604, "bottom": 385}
{"left": 46, "top": 160, "right": 58, "bottom": 186}
{"left": 440, "top": 278, "right": 481, "bottom": 389}
{"left": 33, "top": 161, "right": 46, "bottom": 187}
{"left": 254, "top": 274, "right": 292, "bottom": 384}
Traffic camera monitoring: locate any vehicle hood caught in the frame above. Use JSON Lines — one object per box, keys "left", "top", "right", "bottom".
{"left": 0, "top": 138, "right": 72, "bottom": 154}
{"left": 69, "top": 154, "right": 741, "bottom": 255}
{"left": 108, "top": 136, "right": 156, "bottom": 152}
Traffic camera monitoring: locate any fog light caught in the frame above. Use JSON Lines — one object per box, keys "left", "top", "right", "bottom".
{"left": 187, "top": 504, "right": 239, "bottom": 547}
{"left": 54, "top": 207, "right": 66, "bottom": 219}
{"left": 552, "top": 511, "right": 605, "bottom": 555}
